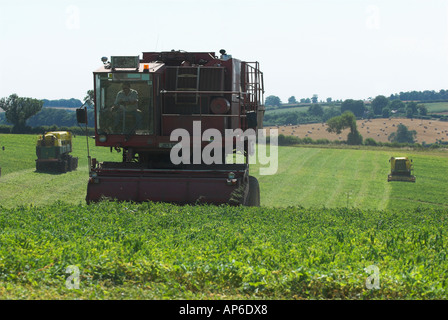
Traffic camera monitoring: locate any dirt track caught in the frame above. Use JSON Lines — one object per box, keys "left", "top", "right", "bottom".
{"left": 265, "top": 118, "right": 448, "bottom": 144}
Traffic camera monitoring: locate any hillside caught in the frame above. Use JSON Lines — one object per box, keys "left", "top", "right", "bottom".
{"left": 266, "top": 118, "right": 448, "bottom": 144}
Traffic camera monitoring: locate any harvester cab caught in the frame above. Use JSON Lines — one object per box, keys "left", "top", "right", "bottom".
{"left": 78, "top": 50, "right": 265, "bottom": 206}
{"left": 387, "top": 156, "right": 416, "bottom": 182}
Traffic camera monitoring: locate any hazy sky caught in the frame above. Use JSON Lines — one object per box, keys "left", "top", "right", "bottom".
{"left": 1, "top": 0, "right": 448, "bottom": 103}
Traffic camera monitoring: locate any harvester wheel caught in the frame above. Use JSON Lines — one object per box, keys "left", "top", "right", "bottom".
{"left": 245, "top": 176, "right": 260, "bottom": 207}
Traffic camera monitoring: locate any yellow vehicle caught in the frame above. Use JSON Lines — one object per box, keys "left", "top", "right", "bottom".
{"left": 36, "top": 131, "right": 78, "bottom": 173}
{"left": 387, "top": 157, "right": 415, "bottom": 182}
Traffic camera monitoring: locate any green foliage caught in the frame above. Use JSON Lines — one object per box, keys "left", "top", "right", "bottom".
{"left": 83, "top": 90, "right": 94, "bottom": 107}
{"left": 347, "top": 130, "right": 363, "bottom": 145}
{"left": 389, "top": 89, "right": 448, "bottom": 102}
{"left": 371, "top": 95, "right": 389, "bottom": 115}
{"left": 288, "top": 96, "right": 297, "bottom": 104}
{"left": 263, "top": 110, "right": 320, "bottom": 126}
{"left": 265, "top": 95, "right": 281, "bottom": 107}
{"left": 0, "top": 94, "right": 43, "bottom": 133}
{"left": 341, "top": 99, "right": 365, "bottom": 117}
{"left": 364, "top": 138, "right": 378, "bottom": 146}
{"left": 0, "top": 201, "right": 448, "bottom": 299}
{"left": 0, "top": 135, "right": 448, "bottom": 299}
{"left": 42, "top": 98, "right": 82, "bottom": 108}
{"left": 308, "top": 104, "right": 323, "bottom": 117}
{"left": 388, "top": 124, "right": 417, "bottom": 144}
{"left": 326, "top": 111, "right": 363, "bottom": 145}
{"left": 418, "top": 104, "right": 427, "bottom": 116}
{"left": 390, "top": 100, "right": 405, "bottom": 112}
{"left": 27, "top": 108, "right": 95, "bottom": 128}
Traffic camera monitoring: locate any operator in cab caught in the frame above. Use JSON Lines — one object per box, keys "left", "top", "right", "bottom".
{"left": 111, "top": 82, "right": 142, "bottom": 132}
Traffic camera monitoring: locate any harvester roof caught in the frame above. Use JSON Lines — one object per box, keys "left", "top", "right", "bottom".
{"left": 94, "top": 61, "right": 164, "bottom": 74}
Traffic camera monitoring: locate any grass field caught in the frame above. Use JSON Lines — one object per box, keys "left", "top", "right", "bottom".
{"left": 425, "top": 102, "right": 448, "bottom": 114}
{"left": 2, "top": 134, "right": 446, "bottom": 211}
{"left": 0, "top": 134, "right": 121, "bottom": 208}
{"left": 252, "top": 146, "right": 448, "bottom": 211}
{"left": 0, "top": 133, "right": 448, "bottom": 300}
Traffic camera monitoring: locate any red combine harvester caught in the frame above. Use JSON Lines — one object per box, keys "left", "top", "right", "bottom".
{"left": 77, "top": 50, "right": 265, "bottom": 206}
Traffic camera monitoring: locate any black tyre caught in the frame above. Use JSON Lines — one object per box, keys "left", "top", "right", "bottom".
{"left": 67, "top": 155, "right": 73, "bottom": 172}
{"left": 59, "top": 159, "right": 68, "bottom": 173}
{"left": 71, "top": 157, "right": 78, "bottom": 171}
{"left": 245, "top": 176, "right": 260, "bottom": 207}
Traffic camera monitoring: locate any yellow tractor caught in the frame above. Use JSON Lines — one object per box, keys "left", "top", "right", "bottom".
{"left": 387, "top": 157, "right": 415, "bottom": 182}
{"left": 36, "top": 131, "right": 78, "bottom": 173}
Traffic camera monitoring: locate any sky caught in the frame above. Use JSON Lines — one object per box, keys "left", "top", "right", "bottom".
{"left": 1, "top": 0, "right": 448, "bottom": 103}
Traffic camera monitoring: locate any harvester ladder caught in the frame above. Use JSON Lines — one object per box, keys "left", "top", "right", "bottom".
{"left": 243, "top": 62, "right": 264, "bottom": 112}
{"left": 175, "top": 67, "right": 200, "bottom": 104}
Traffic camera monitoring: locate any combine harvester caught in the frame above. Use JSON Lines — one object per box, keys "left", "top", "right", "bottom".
{"left": 77, "top": 50, "right": 265, "bottom": 206}
{"left": 36, "top": 131, "right": 78, "bottom": 173}
{"left": 387, "top": 156, "right": 416, "bottom": 182}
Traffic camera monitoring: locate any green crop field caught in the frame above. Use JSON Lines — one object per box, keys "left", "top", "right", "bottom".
{"left": 425, "top": 102, "right": 448, "bottom": 113}
{"left": 0, "top": 134, "right": 121, "bottom": 208}
{"left": 252, "top": 146, "right": 448, "bottom": 211}
{"left": 0, "top": 133, "right": 448, "bottom": 300}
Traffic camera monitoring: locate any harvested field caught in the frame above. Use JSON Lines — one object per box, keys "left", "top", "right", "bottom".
{"left": 265, "top": 118, "right": 448, "bottom": 144}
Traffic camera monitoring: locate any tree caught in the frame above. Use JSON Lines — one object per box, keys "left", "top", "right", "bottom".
{"left": 418, "top": 104, "right": 427, "bottom": 116}
{"left": 322, "top": 107, "right": 341, "bottom": 122}
{"left": 382, "top": 107, "right": 391, "bottom": 118}
{"left": 311, "top": 94, "right": 318, "bottom": 104}
{"left": 326, "top": 97, "right": 332, "bottom": 103}
{"left": 371, "top": 95, "right": 389, "bottom": 115}
{"left": 308, "top": 104, "right": 323, "bottom": 117}
{"left": 390, "top": 100, "right": 405, "bottom": 112}
{"left": 284, "top": 112, "right": 298, "bottom": 125}
{"left": 388, "top": 124, "right": 416, "bottom": 143}
{"left": 326, "top": 111, "right": 363, "bottom": 145}
{"left": 288, "top": 96, "right": 297, "bottom": 104}
{"left": 407, "top": 101, "right": 418, "bottom": 115}
{"left": 265, "top": 95, "right": 281, "bottom": 107}
{"left": 84, "top": 89, "right": 94, "bottom": 107}
{"left": 0, "top": 94, "right": 43, "bottom": 132}
{"left": 341, "top": 99, "right": 365, "bottom": 117}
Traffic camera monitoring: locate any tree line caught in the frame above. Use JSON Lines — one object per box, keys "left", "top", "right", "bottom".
{"left": 42, "top": 98, "right": 83, "bottom": 108}
{"left": 389, "top": 89, "right": 448, "bottom": 102}
{"left": 0, "top": 93, "right": 93, "bottom": 133}
{"left": 265, "top": 89, "right": 448, "bottom": 109}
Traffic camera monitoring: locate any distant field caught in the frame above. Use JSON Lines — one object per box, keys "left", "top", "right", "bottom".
{"left": 267, "top": 117, "right": 448, "bottom": 144}
{"left": 425, "top": 102, "right": 448, "bottom": 113}
{"left": 265, "top": 104, "right": 335, "bottom": 115}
